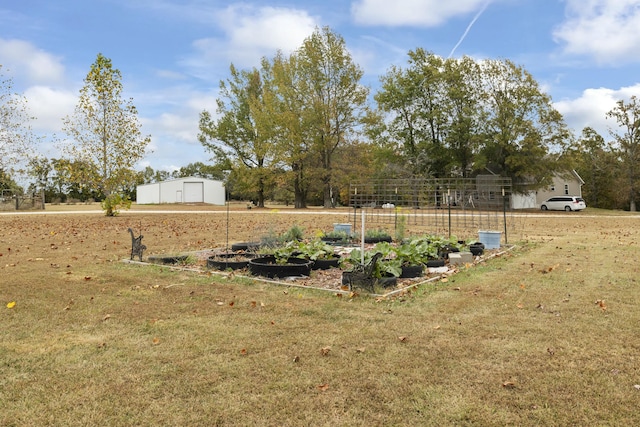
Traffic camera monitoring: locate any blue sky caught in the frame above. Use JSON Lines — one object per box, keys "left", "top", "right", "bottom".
{"left": 2, "top": 0, "right": 640, "bottom": 174}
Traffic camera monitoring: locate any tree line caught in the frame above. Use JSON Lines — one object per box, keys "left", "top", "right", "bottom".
{"left": 1, "top": 28, "right": 640, "bottom": 212}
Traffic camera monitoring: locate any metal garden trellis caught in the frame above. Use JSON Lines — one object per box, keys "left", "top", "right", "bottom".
{"left": 348, "top": 177, "right": 515, "bottom": 243}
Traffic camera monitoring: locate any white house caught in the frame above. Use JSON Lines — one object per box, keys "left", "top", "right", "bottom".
{"left": 136, "top": 177, "right": 225, "bottom": 205}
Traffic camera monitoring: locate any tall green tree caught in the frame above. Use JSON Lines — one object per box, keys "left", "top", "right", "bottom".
{"left": 373, "top": 50, "right": 449, "bottom": 176}
{"left": 62, "top": 53, "right": 150, "bottom": 215}
{"left": 607, "top": 96, "right": 640, "bottom": 211}
{"left": 477, "top": 59, "right": 569, "bottom": 191}
{"left": 293, "top": 27, "right": 369, "bottom": 207}
{"left": 566, "top": 127, "right": 617, "bottom": 209}
{"left": 199, "top": 65, "right": 276, "bottom": 208}
{"left": 0, "top": 65, "right": 38, "bottom": 176}
{"left": 264, "top": 51, "right": 314, "bottom": 208}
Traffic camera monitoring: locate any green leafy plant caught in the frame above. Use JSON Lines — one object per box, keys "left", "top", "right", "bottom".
{"left": 101, "top": 193, "right": 131, "bottom": 217}
{"left": 347, "top": 246, "right": 402, "bottom": 278}
{"left": 291, "top": 240, "right": 336, "bottom": 261}
{"left": 365, "top": 228, "right": 391, "bottom": 239}
{"left": 321, "top": 230, "right": 350, "bottom": 241}
{"left": 280, "top": 225, "right": 304, "bottom": 242}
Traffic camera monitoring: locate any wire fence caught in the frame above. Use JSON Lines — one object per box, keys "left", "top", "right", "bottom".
{"left": 348, "top": 177, "right": 523, "bottom": 243}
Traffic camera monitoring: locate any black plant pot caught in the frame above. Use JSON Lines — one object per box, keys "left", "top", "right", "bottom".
{"left": 364, "top": 236, "right": 393, "bottom": 244}
{"left": 469, "top": 242, "right": 485, "bottom": 256}
{"left": 400, "top": 264, "right": 424, "bottom": 278}
{"left": 377, "top": 274, "right": 397, "bottom": 288}
{"left": 207, "top": 253, "right": 256, "bottom": 271}
{"left": 426, "top": 259, "right": 446, "bottom": 268}
{"left": 249, "top": 256, "right": 313, "bottom": 279}
{"left": 231, "top": 242, "right": 261, "bottom": 252}
{"left": 311, "top": 255, "right": 341, "bottom": 270}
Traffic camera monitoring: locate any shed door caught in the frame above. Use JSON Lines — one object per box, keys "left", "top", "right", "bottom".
{"left": 184, "top": 182, "right": 204, "bottom": 203}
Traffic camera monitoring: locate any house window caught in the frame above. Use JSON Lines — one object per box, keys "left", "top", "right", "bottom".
{"left": 564, "top": 184, "right": 569, "bottom": 195}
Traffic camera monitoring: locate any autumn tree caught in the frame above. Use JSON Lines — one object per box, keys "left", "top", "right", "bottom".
{"left": 61, "top": 53, "right": 150, "bottom": 215}
{"left": 199, "top": 65, "right": 276, "bottom": 208}
{"left": 607, "top": 96, "right": 640, "bottom": 211}
{"left": 372, "top": 51, "right": 485, "bottom": 178}
{"left": 0, "top": 65, "right": 38, "bottom": 178}
{"left": 293, "top": 27, "right": 369, "bottom": 207}
{"left": 565, "top": 127, "right": 617, "bottom": 209}
{"left": 477, "top": 59, "right": 569, "bottom": 192}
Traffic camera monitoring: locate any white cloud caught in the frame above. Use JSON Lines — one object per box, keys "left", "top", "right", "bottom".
{"left": 554, "top": 84, "right": 640, "bottom": 138}
{"left": 187, "top": 5, "right": 318, "bottom": 72}
{"left": 351, "top": 0, "right": 492, "bottom": 26}
{"left": 0, "top": 38, "right": 65, "bottom": 85}
{"left": 553, "top": 0, "right": 640, "bottom": 64}
{"left": 23, "top": 86, "right": 77, "bottom": 134}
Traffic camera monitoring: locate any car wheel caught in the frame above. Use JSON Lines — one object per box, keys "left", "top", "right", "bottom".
{"left": 564, "top": 206, "right": 572, "bottom": 212}
{"left": 541, "top": 205, "right": 548, "bottom": 210}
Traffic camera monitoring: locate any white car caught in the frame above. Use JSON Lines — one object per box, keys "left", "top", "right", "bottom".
{"left": 540, "top": 196, "right": 586, "bottom": 211}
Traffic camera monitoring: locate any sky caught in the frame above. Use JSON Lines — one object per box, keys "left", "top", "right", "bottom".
{"left": 2, "top": 0, "right": 640, "bottom": 175}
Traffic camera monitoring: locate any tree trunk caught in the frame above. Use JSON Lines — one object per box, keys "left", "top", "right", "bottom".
{"left": 293, "top": 174, "right": 307, "bottom": 209}
{"left": 256, "top": 177, "right": 265, "bottom": 208}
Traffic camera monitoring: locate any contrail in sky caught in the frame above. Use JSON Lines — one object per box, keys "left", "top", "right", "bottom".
{"left": 448, "top": 1, "right": 490, "bottom": 58}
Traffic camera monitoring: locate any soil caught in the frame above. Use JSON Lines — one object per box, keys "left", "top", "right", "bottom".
{"left": 2, "top": 203, "right": 631, "bottom": 296}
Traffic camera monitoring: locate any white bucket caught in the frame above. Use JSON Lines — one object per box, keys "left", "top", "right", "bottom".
{"left": 333, "top": 223, "right": 352, "bottom": 235}
{"left": 478, "top": 231, "right": 501, "bottom": 249}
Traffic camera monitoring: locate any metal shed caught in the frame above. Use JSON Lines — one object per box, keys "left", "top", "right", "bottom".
{"left": 136, "top": 176, "right": 225, "bottom": 205}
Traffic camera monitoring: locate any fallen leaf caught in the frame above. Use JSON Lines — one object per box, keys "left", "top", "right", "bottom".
{"left": 547, "top": 347, "right": 555, "bottom": 356}
{"left": 320, "top": 346, "right": 331, "bottom": 356}
{"left": 84, "top": 276, "right": 91, "bottom": 281}
{"left": 398, "top": 336, "right": 408, "bottom": 342}
{"left": 6, "top": 301, "right": 16, "bottom": 309}
{"left": 152, "top": 337, "right": 160, "bottom": 345}
{"left": 517, "top": 303, "right": 524, "bottom": 309}
{"left": 434, "top": 325, "right": 441, "bottom": 330}
{"left": 355, "top": 347, "right": 366, "bottom": 353}
{"left": 293, "top": 355, "right": 300, "bottom": 363}
{"left": 102, "top": 314, "right": 111, "bottom": 321}
{"left": 317, "top": 383, "right": 329, "bottom": 391}
{"left": 502, "top": 381, "right": 516, "bottom": 389}
{"left": 595, "top": 300, "right": 607, "bottom": 311}
{"left": 240, "top": 348, "right": 247, "bottom": 356}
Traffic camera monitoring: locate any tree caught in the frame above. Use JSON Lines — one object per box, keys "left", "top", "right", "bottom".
{"left": 607, "top": 96, "right": 640, "bottom": 211}
{"left": 172, "top": 161, "right": 227, "bottom": 181}
{"left": 562, "top": 127, "right": 617, "bottom": 209}
{"left": 477, "top": 59, "right": 569, "bottom": 192}
{"left": 373, "top": 50, "right": 449, "bottom": 177}
{"left": 0, "top": 65, "right": 38, "bottom": 176}
{"left": 61, "top": 53, "right": 150, "bottom": 215}
{"left": 199, "top": 65, "right": 276, "bottom": 208}
{"left": 293, "top": 27, "right": 369, "bottom": 207}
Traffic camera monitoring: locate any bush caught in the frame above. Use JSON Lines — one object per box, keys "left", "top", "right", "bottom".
{"left": 101, "top": 193, "right": 131, "bottom": 216}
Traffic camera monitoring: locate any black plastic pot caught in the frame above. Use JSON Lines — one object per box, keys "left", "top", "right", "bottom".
{"left": 469, "top": 242, "right": 485, "bottom": 256}
{"left": 310, "top": 255, "right": 341, "bottom": 270}
{"left": 426, "top": 259, "right": 446, "bottom": 268}
{"left": 249, "top": 256, "right": 313, "bottom": 279}
{"left": 231, "top": 242, "right": 261, "bottom": 252}
{"left": 400, "top": 264, "right": 424, "bottom": 278}
{"left": 364, "top": 236, "right": 393, "bottom": 244}
{"left": 207, "top": 253, "right": 256, "bottom": 271}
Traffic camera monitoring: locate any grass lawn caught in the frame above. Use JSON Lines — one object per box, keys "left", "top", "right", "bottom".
{"left": 1, "top": 205, "right": 640, "bottom": 426}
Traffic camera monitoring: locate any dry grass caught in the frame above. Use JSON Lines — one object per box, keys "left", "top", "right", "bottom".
{"left": 2, "top": 206, "right": 640, "bottom": 426}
